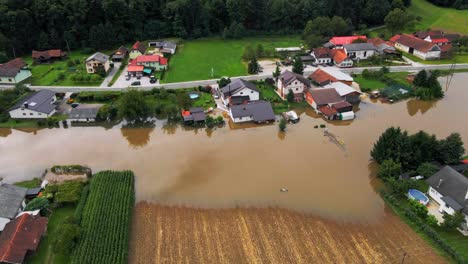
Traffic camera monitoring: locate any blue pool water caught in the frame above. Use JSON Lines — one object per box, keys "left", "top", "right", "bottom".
{"left": 408, "top": 189, "right": 429, "bottom": 204}
{"left": 189, "top": 93, "right": 200, "bottom": 99}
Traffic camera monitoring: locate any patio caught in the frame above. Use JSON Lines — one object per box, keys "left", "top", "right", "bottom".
{"left": 427, "top": 199, "right": 445, "bottom": 224}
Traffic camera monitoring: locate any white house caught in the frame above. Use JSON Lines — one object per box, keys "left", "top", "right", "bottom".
{"left": 0, "top": 182, "right": 27, "bottom": 231}
{"left": 343, "top": 43, "right": 377, "bottom": 60}
{"left": 229, "top": 100, "right": 275, "bottom": 123}
{"left": 394, "top": 34, "right": 441, "bottom": 60}
{"left": 426, "top": 166, "right": 468, "bottom": 235}
{"left": 220, "top": 78, "right": 259, "bottom": 106}
{"left": 85, "top": 52, "right": 110, "bottom": 74}
{"left": 129, "top": 41, "right": 147, "bottom": 59}
{"left": 311, "top": 48, "right": 332, "bottom": 64}
{"left": 148, "top": 40, "right": 177, "bottom": 54}
{"left": 0, "top": 58, "right": 32, "bottom": 84}
{"left": 9, "top": 89, "right": 57, "bottom": 119}
{"left": 277, "top": 70, "right": 311, "bottom": 101}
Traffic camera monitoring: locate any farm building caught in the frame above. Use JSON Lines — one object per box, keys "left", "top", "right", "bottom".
{"left": 393, "top": 34, "right": 441, "bottom": 60}
{"left": 32, "top": 49, "right": 66, "bottom": 64}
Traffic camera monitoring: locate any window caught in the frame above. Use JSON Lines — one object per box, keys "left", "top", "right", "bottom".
{"left": 23, "top": 113, "right": 26, "bottom": 116}
{"left": 294, "top": 81, "right": 297, "bottom": 85}
{"left": 8, "top": 79, "right": 12, "bottom": 82}
{"left": 295, "top": 88, "right": 298, "bottom": 91}
{"left": 240, "top": 92, "right": 243, "bottom": 95}
{"left": 30, "top": 113, "right": 33, "bottom": 115}
{"left": 251, "top": 91, "right": 253, "bottom": 93}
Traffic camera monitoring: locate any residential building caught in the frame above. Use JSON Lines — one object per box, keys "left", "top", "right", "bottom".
{"left": 0, "top": 183, "right": 27, "bottom": 231}
{"left": 325, "top": 36, "right": 368, "bottom": 48}
{"left": 414, "top": 30, "right": 459, "bottom": 44}
{"left": 311, "top": 48, "right": 332, "bottom": 64}
{"left": 426, "top": 166, "right": 468, "bottom": 234}
{"left": 8, "top": 89, "right": 57, "bottom": 119}
{"left": 305, "top": 88, "right": 352, "bottom": 120}
{"left": 220, "top": 78, "right": 259, "bottom": 106}
{"left": 69, "top": 106, "right": 101, "bottom": 122}
{"left": 85, "top": 52, "right": 110, "bottom": 74}
{"left": 148, "top": 40, "right": 177, "bottom": 54}
{"left": 0, "top": 214, "right": 48, "bottom": 264}
{"left": 111, "top": 46, "right": 129, "bottom": 62}
{"left": 276, "top": 70, "right": 310, "bottom": 101}
{"left": 323, "top": 82, "right": 362, "bottom": 104}
{"left": 182, "top": 107, "right": 206, "bottom": 123}
{"left": 310, "top": 68, "right": 354, "bottom": 86}
{"left": 0, "top": 58, "right": 32, "bottom": 84}
{"left": 32, "top": 49, "right": 66, "bottom": 64}
{"left": 129, "top": 41, "right": 147, "bottom": 59}
{"left": 393, "top": 34, "right": 441, "bottom": 60}
{"left": 229, "top": 100, "right": 275, "bottom": 123}
{"left": 343, "top": 43, "right": 376, "bottom": 60}
{"left": 127, "top": 60, "right": 144, "bottom": 77}
{"left": 367, "top": 38, "right": 398, "bottom": 55}
{"left": 134, "top": 55, "right": 168, "bottom": 71}
{"left": 329, "top": 49, "right": 354, "bottom": 68}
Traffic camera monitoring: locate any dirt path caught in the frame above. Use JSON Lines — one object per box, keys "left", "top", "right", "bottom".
{"left": 129, "top": 202, "right": 446, "bottom": 264}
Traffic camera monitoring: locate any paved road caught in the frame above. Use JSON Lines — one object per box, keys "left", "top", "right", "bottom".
{"left": 100, "top": 62, "right": 121, "bottom": 88}
{"left": 1, "top": 63, "right": 467, "bottom": 93}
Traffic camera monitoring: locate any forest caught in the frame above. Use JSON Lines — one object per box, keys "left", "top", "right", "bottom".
{"left": 0, "top": 0, "right": 410, "bottom": 60}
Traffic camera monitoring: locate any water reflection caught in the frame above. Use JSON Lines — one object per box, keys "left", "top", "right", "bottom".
{"left": 0, "top": 128, "right": 11, "bottom": 137}
{"left": 121, "top": 127, "right": 155, "bottom": 149}
{"left": 406, "top": 99, "right": 438, "bottom": 116}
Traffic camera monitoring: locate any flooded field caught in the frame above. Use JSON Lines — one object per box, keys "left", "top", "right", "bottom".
{"left": 1, "top": 74, "right": 467, "bottom": 262}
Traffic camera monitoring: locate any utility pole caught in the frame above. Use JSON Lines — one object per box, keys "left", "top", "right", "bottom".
{"left": 401, "top": 251, "right": 408, "bottom": 264}
{"left": 65, "top": 39, "right": 71, "bottom": 54}
{"left": 445, "top": 63, "right": 456, "bottom": 91}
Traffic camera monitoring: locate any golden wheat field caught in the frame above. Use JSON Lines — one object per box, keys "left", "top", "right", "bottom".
{"left": 129, "top": 202, "right": 446, "bottom": 264}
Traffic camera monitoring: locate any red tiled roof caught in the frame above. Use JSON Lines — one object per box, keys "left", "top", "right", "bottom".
{"left": 331, "top": 101, "right": 352, "bottom": 110}
{"left": 0, "top": 214, "right": 48, "bottom": 264}
{"left": 439, "top": 44, "right": 452, "bottom": 52}
{"left": 313, "top": 47, "right": 332, "bottom": 58}
{"left": 127, "top": 65, "right": 144, "bottom": 72}
{"left": 367, "top": 37, "right": 386, "bottom": 46}
{"left": 32, "top": 49, "right": 64, "bottom": 59}
{"left": 431, "top": 38, "right": 449, "bottom": 44}
{"left": 135, "top": 55, "right": 167, "bottom": 65}
{"left": 329, "top": 49, "right": 348, "bottom": 64}
{"left": 396, "top": 34, "right": 440, "bottom": 53}
{"left": 309, "top": 69, "right": 337, "bottom": 85}
{"left": 389, "top": 34, "right": 401, "bottom": 43}
{"left": 318, "top": 106, "right": 337, "bottom": 117}
{"left": 131, "top": 41, "right": 146, "bottom": 54}
{"left": 0, "top": 58, "right": 27, "bottom": 77}
{"left": 330, "top": 36, "right": 367, "bottom": 46}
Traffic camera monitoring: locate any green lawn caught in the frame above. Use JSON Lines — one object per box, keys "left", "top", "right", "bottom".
{"left": 163, "top": 36, "right": 302, "bottom": 83}
{"left": 26, "top": 206, "right": 75, "bottom": 264}
{"left": 354, "top": 72, "right": 410, "bottom": 91}
{"left": 14, "top": 178, "right": 41, "bottom": 188}
{"left": 192, "top": 92, "right": 216, "bottom": 109}
{"left": 403, "top": 52, "right": 468, "bottom": 65}
{"left": 436, "top": 228, "right": 468, "bottom": 260}
{"left": 25, "top": 50, "right": 104, "bottom": 86}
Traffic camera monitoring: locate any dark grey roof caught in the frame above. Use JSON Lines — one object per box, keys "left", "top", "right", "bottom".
{"left": 230, "top": 96, "right": 250, "bottom": 105}
{"left": 0, "top": 58, "right": 27, "bottom": 77}
{"left": 9, "top": 89, "right": 56, "bottom": 114}
{"left": 280, "top": 70, "right": 311, "bottom": 87}
{"left": 26, "top": 188, "right": 42, "bottom": 196}
{"left": 441, "top": 196, "right": 463, "bottom": 211}
{"left": 450, "top": 163, "right": 468, "bottom": 173}
{"left": 221, "top": 79, "right": 259, "bottom": 98}
{"left": 86, "top": 52, "right": 109, "bottom": 63}
{"left": 343, "top": 43, "right": 376, "bottom": 52}
{"left": 300, "top": 56, "right": 315, "bottom": 62}
{"left": 426, "top": 166, "right": 468, "bottom": 214}
{"left": 153, "top": 41, "right": 177, "bottom": 50}
{"left": 183, "top": 107, "right": 206, "bottom": 122}
{"left": 0, "top": 184, "right": 27, "bottom": 219}
{"left": 230, "top": 100, "right": 275, "bottom": 122}
{"left": 69, "top": 107, "right": 100, "bottom": 120}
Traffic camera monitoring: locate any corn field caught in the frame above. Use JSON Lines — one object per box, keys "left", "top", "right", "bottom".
{"left": 72, "top": 170, "right": 135, "bottom": 264}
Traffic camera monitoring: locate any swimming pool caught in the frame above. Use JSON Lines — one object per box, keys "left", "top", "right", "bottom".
{"left": 408, "top": 189, "right": 429, "bottom": 205}
{"left": 189, "top": 93, "right": 200, "bottom": 99}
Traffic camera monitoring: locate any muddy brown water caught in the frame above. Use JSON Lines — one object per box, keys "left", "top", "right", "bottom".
{"left": 0, "top": 74, "right": 467, "bottom": 223}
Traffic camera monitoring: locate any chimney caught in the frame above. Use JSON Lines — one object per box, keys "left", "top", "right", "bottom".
{"left": 437, "top": 179, "right": 443, "bottom": 188}
{"left": 0, "top": 177, "right": 3, "bottom": 186}
{"left": 465, "top": 188, "right": 468, "bottom": 200}
{"left": 23, "top": 102, "right": 29, "bottom": 108}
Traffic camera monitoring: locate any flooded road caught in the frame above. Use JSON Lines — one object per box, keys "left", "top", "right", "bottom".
{"left": 1, "top": 74, "right": 467, "bottom": 222}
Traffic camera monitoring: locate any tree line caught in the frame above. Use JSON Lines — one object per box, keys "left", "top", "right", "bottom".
{"left": 0, "top": 0, "right": 409, "bottom": 61}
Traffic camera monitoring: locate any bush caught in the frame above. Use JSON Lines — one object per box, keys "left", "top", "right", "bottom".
{"left": 408, "top": 199, "right": 428, "bottom": 219}
{"left": 45, "top": 181, "right": 85, "bottom": 204}
{"left": 25, "top": 197, "right": 49, "bottom": 213}
{"left": 377, "top": 159, "right": 401, "bottom": 179}
{"left": 416, "top": 163, "right": 438, "bottom": 177}
{"left": 74, "top": 185, "right": 90, "bottom": 224}
{"left": 51, "top": 217, "right": 81, "bottom": 254}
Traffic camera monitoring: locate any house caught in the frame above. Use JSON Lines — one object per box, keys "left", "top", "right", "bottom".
{"left": 414, "top": 30, "right": 459, "bottom": 44}
{"left": 276, "top": 70, "right": 310, "bottom": 101}
{"left": 0, "top": 214, "right": 48, "bottom": 264}
{"left": 32, "top": 49, "right": 66, "bottom": 64}
{"left": 127, "top": 60, "right": 145, "bottom": 77}
{"left": 0, "top": 58, "right": 32, "bottom": 84}
{"left": 8, "top": 89, "right": 57, "bottom": 119}
{"left": 181, "top": 107, "right": 206, "bottom": 123}
{"left": 367, "top": 38, "right": 398, "bottom": 55}
{"left": 300, "top": 55, "right": 315, "bottom": 65}
{"left": 305, "top": 88, "right": 348, "bottom": 120}
{"left": 220, "top": 79, "right": 259, "bottom": 106}
{"left": 229, "top": 100, "right": 275, "bottom": 123}
{"left": 310, "top": 68, "right": 354, "bottom": 86}
{"left": 329, "top": 49, "right": 354, "bottom": 68}
{"left": 148, "top": 40, "right": 177, "bottom": 54}
{"left": 343, "top": 43, "right": 377, "bottom": 60}
{"left": 0, "top": 183, "right": 27, "bottom": 231}
{"left": 68, "top": 105, "right": 101, "bottom": 122}
{"left": 325, "top": 36, "right": 368, "bottom": 48}
{"left": 426, "top": 166, "right": 468, "bottom": 234}
{"left": 111, "top": 46, "right": 129, "bottom": 62}
{"left": 85, "top": 52, "right": 110, "bottom": 74}
{"left": 323, "top": 82, "right": 362, "bottom": 104}
{"left": 393, "top": 34, "right": 441, "bottom": 60}
{"left": 129, "top": 41, "right": 147, "bottom": 60}
{"left": 311, "top": 48, "right": 332, "bottom": 64}
{"left": 134, "top": 55, "right": 168, "bottom": 71}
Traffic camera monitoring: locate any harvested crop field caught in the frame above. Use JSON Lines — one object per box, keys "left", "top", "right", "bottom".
{"left": 129, "top": 202, "right": 446, "bottom": 264}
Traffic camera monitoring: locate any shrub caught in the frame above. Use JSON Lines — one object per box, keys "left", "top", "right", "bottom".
{"left": 25, "top": 197, "right": 49, "bottom": 213}
{"left": 45, "top": 181, "right": 85, "bottom": 204}
{"left": 51, "top": 217, "right": 81, "bottom": 254}
{"left": 377, "top": 159, "right": 401, "bottom": 179}
{"left": 74, "top": 185, "right": 90, "bottom": 224}
{"left": 279, "top": 118, "right": 287, "bottom": 131}
{"left": 408, "top": 199, "right": 428, "bottom": 219}
{"left": 206, "top": 116, "right": 215, "bottom": 128}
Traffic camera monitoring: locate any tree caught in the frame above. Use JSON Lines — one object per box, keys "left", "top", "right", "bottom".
{"left": 242, "top": 45, "right": 255, "bottom": 61}
{"left": 218, "top": 77, "right": 231, "bottom": 88}
{"left": 177, "top": 93, "right": 193, "bottom": 109}
{"left": 386, "top": 177, "right": 415, "bottom": 195}
{"left": 118, "top": 89, "right": 152, "bottom": 122}
{"left": 248, "top": 56, "right": 259, "bottom": 74}
{"left": 384, "top": 9, "right": 414, "bottom": 35}
{"left": 96, "top": 65, "right": 107, "bottom": 78}
{"left": 442, "top": 212, "right": 464, "bottom": 230}
{"left": 437, "top": 133, "right": 465, "bottom": 164}
{"left": 279, "top": 118, "right": 287, "bottom": 131}
{"left": 287, "top": 89, "right": 295, "bottom": 103}
{"left": 377, "top": 159, "right": 401, "bottom": 179}
{"left": 413, "top": 70, "right": 428, "bottom": 87}
{"left": 371, "top": 127, "right": 412, "bottom": 168}
{"left": 292, "top": 57, "right": 304, "bottom": 75}
{"left": 273, "top": 65, "right": 281, "bottom": 83}
{"left": 409, "top": 131, "right": 438, "bottom": 166}
{"left": 255, "top": 44, "right": 264, "bottom": 58}
{"left": 24, "top": 197, "right": 49, "bottom": 213}
{"left": 51, "top": 219, "right": 80, "bottom": 254}
{"left": 408, "top": 199, "right": 429, "bottom": 219}
{"left": 416, "top": 162, "right": 438, "bottom": 177}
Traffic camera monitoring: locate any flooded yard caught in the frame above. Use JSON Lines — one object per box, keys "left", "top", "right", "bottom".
{"left": 1, "top": 74, "right": 467, "bottom": 263}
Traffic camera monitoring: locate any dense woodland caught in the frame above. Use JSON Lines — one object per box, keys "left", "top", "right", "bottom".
{"left": 0, "top": 0, "right": 411, "bottom": 60}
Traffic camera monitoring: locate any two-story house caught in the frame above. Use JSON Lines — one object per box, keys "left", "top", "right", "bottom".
{"left": 276, "top": 70, "right": 311, "bottom": 101}
{"left": 220, "top": 78, "right": 259, "bottom": 106}
{"left": 129, "top": 41, "right": 147, "bottom": 60}
{"left": 0, "top": 58, "right": 32, "bottom": 84}
{"left": 85, "top": 52, "right": 110, "bottom": 74}
{"left": 134, "top": 55, "right": 168, "bottom": 71}
{"left": 343, "top": 43, "right": 377, "bottom": 60}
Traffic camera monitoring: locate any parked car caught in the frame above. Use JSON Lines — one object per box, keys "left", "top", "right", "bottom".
{"left": 150, "top": 77, "right": 157, "bottom": 84}
{"left": 71, "top": 103, "right": 80, "bottom": 108}
{"left": 136, "top": 76, "right": 141, "bottom": 80}
{"left": 67, "top": 98, "right": 74, "bottom": 104}
{"left": 131, "top": 81, "right": 141, "bottom": 86}
{"left": 125, "top": 75, "right": 131, "bottom": 81}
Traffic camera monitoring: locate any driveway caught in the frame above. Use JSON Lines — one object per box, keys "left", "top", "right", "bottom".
{"left": 111, "top": 65, "right": 160, "bottom": 88}
{"left": 100, "top": 62, "right": 121, "bottom": 88}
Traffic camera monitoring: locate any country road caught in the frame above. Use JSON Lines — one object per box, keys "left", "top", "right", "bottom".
{"left": 1, "top": 63, "right": 466, "bottom": 93}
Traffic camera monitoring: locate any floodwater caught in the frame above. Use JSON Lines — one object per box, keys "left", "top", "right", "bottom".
{"left": 1, "top": 74, "right": 467, "bottom": 222}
